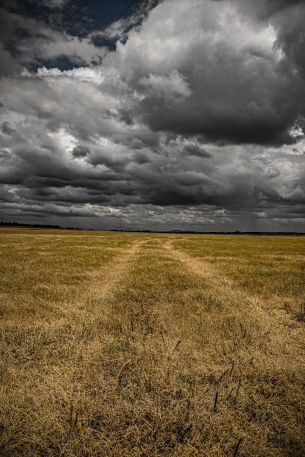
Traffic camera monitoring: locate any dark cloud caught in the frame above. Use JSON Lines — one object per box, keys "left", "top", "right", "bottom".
{"left": 0, "top": 0, "right": 305, "bottom": 231}
{"left": 234, "top": 0, "right": 305, "bottom": 20}
{"left": 182, "top": 144, "right": 212, "bottom": 159}
{"left": 1, "top": 122, "right": 16, "bottom": 135}
{"left": 275, "top": 7, "right": 305, "bottom": 80}
{"left": 111, "top": 0, "right": 304, "bottom": 146}
{"left": 72, "top": 145, "right": 90, "bottom": 158}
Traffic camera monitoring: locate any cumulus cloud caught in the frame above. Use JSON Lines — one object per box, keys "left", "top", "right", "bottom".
{"left": 92, "top": 0, "right": 161, "bottom": 42}
{"left": 0, "top": 6, "right": 107, "bottom": 70}
{"left": 0, "top": 0, "right": 305, "bottom": 231}
{"left": 105, "top": 0, "right": 304, "bottom": 145}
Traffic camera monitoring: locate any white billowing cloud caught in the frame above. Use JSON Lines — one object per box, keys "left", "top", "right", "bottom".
{"left": 101, "top": 0, "right": 298, "bottom": 144}
{"left": 0, "top": 7, "right": 107, "bottom": 68}
{"left": 139, "top": 70, "right": 192, "bottom": 99}
{"left": 35, "top": 36, "right": 106, "bottom": 65}
{"left": 17, "top": 29, "right": 107, "bottom": 66}
{"left": 37, "top": 66, "right": 105, "bottom": 85}
{"left": 48, "top": 128, "right": 77, "bottom": 154}
{"left": 107, "top": 0, "right": 279, "bottom": 77}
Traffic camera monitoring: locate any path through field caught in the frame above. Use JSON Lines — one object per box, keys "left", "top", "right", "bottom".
{"left": 77, "top": 240, "right": 142, "bottom": 305}
{"left": 0, "top": 230, "right": 304, "bottom": 457}
{"left": 165, "top": 239, "right": 305, "bottom": 362}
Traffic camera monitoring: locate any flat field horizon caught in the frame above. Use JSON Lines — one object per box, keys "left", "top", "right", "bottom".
{"left": 0, "top": 228, "right": 304, "bottom": 457}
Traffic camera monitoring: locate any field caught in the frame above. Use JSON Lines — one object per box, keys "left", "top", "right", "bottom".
{"left": 0, "top": 228, "right": 304, "bottom": 457}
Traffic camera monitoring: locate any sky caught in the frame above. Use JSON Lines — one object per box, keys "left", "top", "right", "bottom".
{"left": 0, "top": 0, "right": 305, "bottom": 232}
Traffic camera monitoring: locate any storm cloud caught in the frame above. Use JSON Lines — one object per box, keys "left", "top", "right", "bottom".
{"left": 0, "top": 0, "right": 305, "bottom": 231}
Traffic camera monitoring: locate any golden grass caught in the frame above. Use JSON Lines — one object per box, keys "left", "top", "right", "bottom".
{"left": 0, "top": 228, "right": 304, "bottom": 456}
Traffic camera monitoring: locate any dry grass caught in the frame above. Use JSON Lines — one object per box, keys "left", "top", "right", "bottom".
{"left": 0, "top": 228, "right": 304, "bottom": 456}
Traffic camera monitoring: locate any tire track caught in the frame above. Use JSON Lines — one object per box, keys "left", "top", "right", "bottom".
{"left": 56, "top": 240, "right": 144, "bottom": 318}
{"left": 85, "top": 241, "right": 142, "bottom": 302}
{"left": 164, "top": 240, "right": 305, "bottom": 358}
